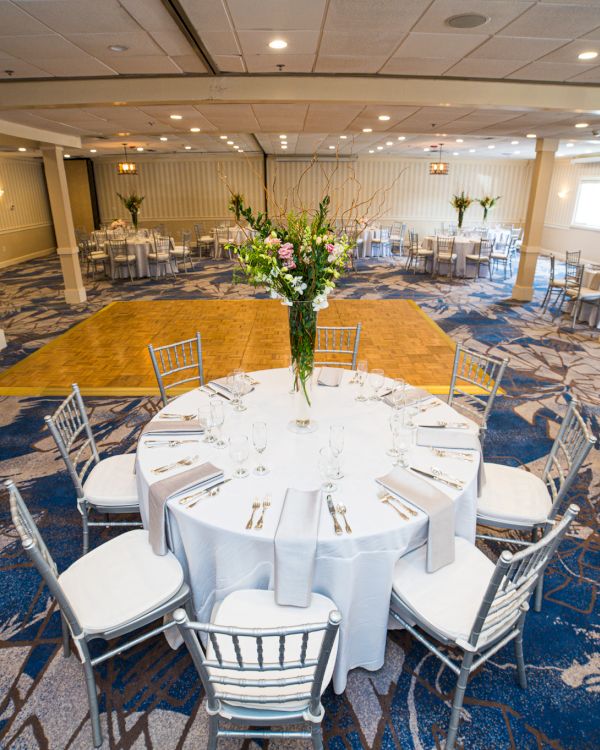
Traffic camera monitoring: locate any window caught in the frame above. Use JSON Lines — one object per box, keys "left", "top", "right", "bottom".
{"left": 572, "top": 179, "right": 600, "bottom": 229}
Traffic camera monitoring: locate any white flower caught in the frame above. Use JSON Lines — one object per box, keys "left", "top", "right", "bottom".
{"left": 281, "top": 298, "right": 293, "bottom": 306}
{"left": 315, "top": 236, "right": 322, "bottom": 245}
{"left": 312, "top": 293, "right": 329, "bottom": 311}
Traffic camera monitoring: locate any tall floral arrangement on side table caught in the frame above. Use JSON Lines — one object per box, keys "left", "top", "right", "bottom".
{"left": 450, "top": 191, "right": 473, "bottom": 229}
{"left": 478, "top": 194, "right": 501, "bottom": 222}
{"left": 117, "top": 192, "right": 145, "bottom": 230}
{"left": 228, "top": 194, "right": 353, "bottom": 409}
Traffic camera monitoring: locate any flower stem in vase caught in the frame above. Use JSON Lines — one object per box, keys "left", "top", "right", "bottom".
{"left": 288, "top": 300, "right": 318, "bottom": 433}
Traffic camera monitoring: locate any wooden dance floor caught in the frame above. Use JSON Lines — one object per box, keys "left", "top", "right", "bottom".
{"left": 0, "top": 300, "right": 468, "bottom": 397}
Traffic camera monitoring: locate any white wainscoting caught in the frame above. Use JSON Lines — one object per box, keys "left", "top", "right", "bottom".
{"left": 0, "top": 156, "right": 52, "bottom": 231}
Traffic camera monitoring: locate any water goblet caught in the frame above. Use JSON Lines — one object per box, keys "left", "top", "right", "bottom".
{"left": 200, "top": 405, "right": 216, "bottom": 444}
{"left": 355, "top": 359, "right": 368, "bottom": 402}
{"left": 319, "top": 446, "right": 339, "bottom": 492}
{"left": 329, "top": 424, "right": 345, "bottom": 479}
{"left": 391, "top": 380, "right": 406, "bottom": 411}
{"left": 252, "top": 421, "right": 269, "bottom": 475}
{"left": 229, "top": 435, "right": 249, "bottom": 478}
{"left": 232, "top": 369, "right": 247, "bottom": 412}
{"left": 395, "top": 423, "right": 416, "bottom": 468}
{"left": 387, "top": 410, "right": 403, "bottom": 458}
{"left": 210, "top": 396, "right": 227, "bottom": 449}
{"left": 368, "top": 368, "right": 385, "bottom": 400}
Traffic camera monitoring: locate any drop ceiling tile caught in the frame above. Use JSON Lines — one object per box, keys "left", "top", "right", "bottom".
{"left": 99, "top": 55, "right": 182, "bottom": 74}
{"left": 244, "top": 54, "right": 315, "bottom": 73}
{"left": 325, "top": 0, "right": 430, "bottom": 32}
{"left": 413, "top": 1, "right": 533, "bottom": 35}
{"left": 30, "top": 57, "right": 117, "bottom": 77}
{"left": 0, "top": 59, "right": 51, "bottom": 77}
{"left": 194, "top": 104, "right": 261, "bottom": 131}
{"left": 567, "top": 65, "right": 600, "bottom": 83}
{"left": 393, "top": 32, "right": 488, "bottom": 59}
{"left": 226, "top": 0, "right": 326, "bottom": 30}
{"left": 314, "top": 55, "right": 389, "bottom": 73}
{"left": 171, "top": 54, "right": 207, "bottom": 73}
{"left": 213, "top": 55, "right": 245, "bottom": 72}
{"left": 252, "top": 103, "right": 309, "bottom": 131}
{"left": 538, "top": 39, "right": 600, "bottom": 64}
{"left": 65, "top": 32, "right": 164, "bottom": 58}
{"left": 0, "top": 34, "right": 88, "bottom": 59}
{"left": 14, "top": 0, "right": 140, "bottom": 34}
{"left": 304, "top": 104, "right": 365, "bottom": 130}
{"left": 178, "top": 0, "right": 233, "bottom": 32}
{"left": 468, "top": 35, "right": 568, "bottom": 61}
{"left": 118, "top": 0, "right": 180, "bottom": 33}
{"left": 445, "top": 58, "right": 523, "bottom": 78}
{"left": 507, "top": 60, "right": 592, "bottom": 81}
{"left": 149, "top": 31, "right": 197, "bottom": 57}
{"left": 237, "top": 30, "right": 320, "bottom": 56}
{"left": 319, "top": 30, "right": 403, "bottom": 57}
{"left": 200, "top": 31, "right": 241, "bottom": 57}
{"left": 0, "top": 0, "right": 51, "bottom": 35}
{"left": 502, "top": 3, "right": 600, "bottom": 37}
{"left": 379, "top": 57, "right": 455, "bottom": 75}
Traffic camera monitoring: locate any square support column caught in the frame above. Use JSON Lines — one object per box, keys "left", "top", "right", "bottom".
{"left": 512, "top": 138, "right": 558, "bottom": 302}
{"left": 41, "top": 145, "right": 87, "bottom": 305}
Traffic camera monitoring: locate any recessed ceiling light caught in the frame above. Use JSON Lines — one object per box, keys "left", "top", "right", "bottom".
{"left": 269, "top": 39, "right": 288, "bottom": 49}
{"left": 279, "top": 135, "right": 287, "bottom": 140}
{"left": 238, "top": 149, "right": 244, "bottom": 153}
{"left": 233, "top": 145, "right": 239, "bottom": 149}
{"left": 281, "top": 145, "right": 288, "bottom": 149}
{"left": 17, "top": 147, "right": 26, "bottom": 152}
{"left": 185, "top": 145, "right": 192, "bottom": 150}
{"left": 329, "top": 145, "right": 335, "bottom": 150}
{"left": 160, "top": 136, "right": 168, "bottom": 141}
{"left": 108, "top": 44, "right": 128, "bottom": 52}
{"left": 368, "top": 149, "right": 374, "bottom": 153}
{"left": 578, "top": 51, "right": 598, "bottom": 61}
{"left": 227, "top": 140, "right": 234, "bottom": 145}
{"left": 220, "top": 135, "right": 227, "bottom": 139}
{"left": 339, "top": 135, "right": 347, "bottom": 139}
{"left": 377, "top": 146, "right": 384, "bottom": 150}
{"left": 515, "top": 150, "right": 521, "bottom": 155}
{"left": 386, "top": 141, "right": 393, "bottom": 146}
{"left": 456, "top": 138, "right": 463, "bottom": 143}
{"left": 136, "top": 147, "right": 144, "bottom": 152}
{"left": 526, "top": 133, "right": 536, "bottom": 138}
{"left": 190, "top": 127, "right": 200, "bottom": 133}
{"left": 362, "top": 128, "right": 372, "bottom": 133}
{"left": 511, "top": 140, "right": 519, "bottom": 145}
{"left": 488, "top": 144, "right": 495, "bottom": 149}
{"left": 566, "top": 142, "right": 575, "bottom": 147}
{"left": 453, "top": 151, "right": 459, "bottom": 156}
{"left": 117, "top": 132, "right": 130, "bottom": 136}
{"left": 64, "top": 154, "right": 71, "bottom": 158}
{"left": 378, "top": 115, "right": 391, "bottom": 121}
{"left": 170, "top": 114, "right": 182, "bottom": 120}
{"left": 90, "top": 148, "right": 97, "bottom": 153}
{"left": 469, "top": 148, "right": 476, "bottom": 153}
{"left": 575, "top": 122, "right": 589, "bottom": 128}
{"left": 398, "top": 136, "right": 406, "bottom": 141}
{"left": 446, "top": 13, "right": 488, "bottom": 29}
{"left": 423, "top": 147, "right": 430, "bottom": 152}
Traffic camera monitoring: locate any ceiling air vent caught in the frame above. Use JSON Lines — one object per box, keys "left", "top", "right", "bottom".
{"left": 446, "top": 13, "right": 489, "bottom": 29}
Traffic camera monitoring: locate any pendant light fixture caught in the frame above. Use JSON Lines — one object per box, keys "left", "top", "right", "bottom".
{"left": 117, "top": 143, "right": 137, "bottom": 175}
{"left": 429, "top": 143, "right": 449, "bottom": 175}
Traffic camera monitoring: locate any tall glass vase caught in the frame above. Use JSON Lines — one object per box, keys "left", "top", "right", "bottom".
{"left": 288, "top": 300, "right": 317, "bottom": 433}
{"left": 130, "top": 210, "right": 138, "bottom": 231}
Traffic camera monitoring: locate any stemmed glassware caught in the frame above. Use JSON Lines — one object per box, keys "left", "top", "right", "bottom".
{"left": 391, "top": 379, "right": 406, "bottom": 410}
{"left": 319, "top": 446, "right": 339, "bottom": 492}
{"left": 228, "top": 369, "right": 247, "bottom": 412}
{"left": 388, "top": 411, "right": 402, "bottom": 459}
{"left": 210, "top": 396, "right": 227, "bottom": 449}
{"left": 388, "top": 412, "right": 415, "bottom": 467}
{"left": 368, "top": 368, "right": 385, "bottom": 400}
{"left": 329, "top": 425, "right": 344, "bottom": 479}
{"left": 355, "top": 360, "right": 368, "bottom": 402}
{"left": 230, "top": 435, "right": 249, "bottom": 478}
{"left": 252, "top": 421, "right": 269, "bottom": 475}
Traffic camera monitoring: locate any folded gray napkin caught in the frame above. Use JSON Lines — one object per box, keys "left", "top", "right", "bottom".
{"left": 317, "top": 367, "right": 344, "bottom": 387}
{"left": 377, "top": 468, "right": 455, "bottom": 573}
{"left": 416, "top": 427, "right": 486, "bottom": 495}
{"left": 210, "top": 377, "right": 253, "bottom": 396}
{"left": 274, "top": 488, "right": 321, "bottom": 607}
{"left": 148, "top": 462, "right": 223, "bottom": 555}
{"left": 383, "top": 386, "right": 431, "bottom": 407}
{"left": 142, "top": 419, "right": 205, "bottom": 436}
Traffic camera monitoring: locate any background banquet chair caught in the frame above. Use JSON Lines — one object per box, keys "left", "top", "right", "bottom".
{"left": 107, "top": 236, "right": 136, "bottom": 282}
{"left": 541, "top": 251, "right": 582, "bottom": 312}
{"left": 551, "top": 261, "right": 584, "bottom": 321}
{"left": 149, "top": 233, "right": 176, "bottom": 280}
{"left": 370, "top": 226, "right": 391, "bottom": 257}
{"left": 390, "top": 222, "right": 406, "bottom": 257}
{"left": 315, "top": 323, "right": 362, "bottom": 369}
{"left": 174, "top": 589, "right": 341, "bottom": 750}
{"left": 194, "top": 222, "right": 214, "bottom": 258}
{"left": 148, "top": 331, "right": 205, "bottom": 407}
{"left": 405, "top": 231, "right": 433, "bottom": 273}
{"left": 79, "top": 238, "right": 109, "bottom": 280}
{"left": 171, "top": 230, "right": 194, "bottom": 273}
{"left": 390, "top": 505, "right": 578, "bottom": 750}
{"left": 45, "top": 383, "right": 141, "bottom": 555}
{"left": 434, "top": 235, "right": 457, "bottom": 278}
{"left": 216, "top": 225, "right": 233, "bottom": 258}
{"left": 465, "top": 237, "right": 493, "bottom": 279}
{"left": 448, "top": 344, "right": 508, "bottom": 437}
{"left": 476, "top": 398, "right": 595, "bottom": 610}
{"left": 6, "top": 480, "right": 191, "bottom": 750}
{"left": 489, "top": 238, "right": 513, "bottom": 279}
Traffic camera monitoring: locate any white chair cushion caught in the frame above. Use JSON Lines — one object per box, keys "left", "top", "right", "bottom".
{"left": 172, "top": 246, "right": 190, "bottom": 256}
{"left": 416, "top": 249, "right": 433, "bottom": 256}
{"left": 490, "top": 252, "right": 509, "bottom": 260}
{"left": 465, "top": 253, "right": 489, "bottom": 262}
{"left": 392, "top": 537, "right": 495, "bottom": 644}
{"left": 549, "top": 279, "right": 566, "bottom": 288}
{"left": 114, "top": 254, "right": 136, "bottom": 263}
{"left": 200, "top": 235, "right": 213, "bottom": 242}
{"left": 149, "top": 252, "right": 170, "bottom": 261}
{"left": 579, "top": 286, "right": 600, "bottom": 301}
{"left": 59, "top": 529, "right": 184, "bottom": 634}
{"left": 438, "top": 253, "right": 457, "bottom": 261}
{"left": 83, "top": 453, "right": 139, "bottom": 509}
{"left": 477, "top": 462, "right": 551, "bottom": 527}
{"left": 90, "top": 252, "right": 108, "bottom": 260}
{"left": 207, "top": 589, "right": 338, "bottom": 712}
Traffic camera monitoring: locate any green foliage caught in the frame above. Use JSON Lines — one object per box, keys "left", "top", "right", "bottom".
{"left": 478, "top": 195, "right": 501, "bottom": 210}
{"left": 450, "top": 191, "right": 473, "bottom": 211}
{"left": 117, "top": 192, "right": 145, "bottom": 213}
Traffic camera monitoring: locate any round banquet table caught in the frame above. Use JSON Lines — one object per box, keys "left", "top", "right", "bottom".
{"left": 356, "top": 228, "right": 391, "bottom": 258}
{"left": 575, "top": 268, "right": 600, "bottom": 328}
{"left": 422, "top": 236, "right": 478, "bottom": 277}
{"left": 135, "top": 368, "right": 480, "bottom": 693}
{"left": 108, "top": 235, "right": 178, "bottom": 279}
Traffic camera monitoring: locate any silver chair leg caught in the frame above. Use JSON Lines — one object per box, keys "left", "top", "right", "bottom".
{"left": 445, "top": 652, "right": 473, "bottom": 750}
{"left": 82, "top": 506, "right": 90, "bottom": 556}
{"left": 207, "top": 715, "right": 219, "bottom": 750}
{"left": 514, "top": 618, "right": 528, "bottom": 689}
{"left": 80, "top": 642, "right": 103, "bottom": 748}
{"left": 311, "top": 724, "right": 324, "bottom": 750}
{"left": 534, "top": 573, "right": 544, "bottom": 612}
{"left": 61, "top": 613, "right": 71, "bottom": 657}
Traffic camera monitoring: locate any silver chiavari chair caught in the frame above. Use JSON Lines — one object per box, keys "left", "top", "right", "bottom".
{"left": 174, "top": 589, "right": 341, "bottom": 750}
{"left": 489, "top": 236, "right": 514, "bottom": 279}
{"left": 448, "top": 344, "right": 508, "bottom": 435}
{"left": 149, "top": 233, "right": 176, "bottom": 280}
{"left": 171, "top": 229, "right": 194, "bottom": 272}
{"left": 435, "top": 235, "right": 457, "bottom": 278}
{"left": 465, "top": 237, "right": 493, "bottom": 279}
{"left": 5, "top": 480, "right": 192, "bottom": 749}
{"left": 390, "top": 505, "right": 578, "bottom": 750}
{"left": 107, "top": 236, "right": 136, "bottom": 281}
{"left": 148, "top": 331, "right": 205, "bottom": 407}
{"left": 79, "top": 238, "right": 110, "bottom": 279}
{"left": 194, "top": 222, "right": 214, "bottom": 258}
{"left": 315, "top": 323, "right": 362, "bottom": 369}
{"left": 45, "top": 384, "right": 141, "bottom": 555}
{"left": 552, "top": 261, "right": 584, "bottom": 321}
{"left": 477, "top": 398, "right": 596, "bottom": 609}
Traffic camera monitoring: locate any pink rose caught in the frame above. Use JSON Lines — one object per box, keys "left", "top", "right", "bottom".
{"left": 326, "top": 243, "right": 335, "bottom": 253}
{"left": 286, "top": 260, "right": 296, "bottom": 270}
{"left": 265, "top": 235, "right": 281, "bottom": 246}
{"left": 278, "top": 242, "right": 294, "bottom": 260}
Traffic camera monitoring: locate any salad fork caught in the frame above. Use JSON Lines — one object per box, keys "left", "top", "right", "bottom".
{"left": 151, "top": 454, "right": 198, "bottom": 474}
{"left": 336, "top": 504, "right": 352, "bottom": 534}
{"left": 255, "top": 496, "right": 271, "bottom": 529}
{"left": 246, "top": 499, "right": 260, "bottom": 529}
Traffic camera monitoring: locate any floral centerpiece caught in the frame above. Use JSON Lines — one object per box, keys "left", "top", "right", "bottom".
{"left": 478, "top": 195, "right": 501, "bottom": 222}
{"left": 117, "top": 192, "right": 144, "bottom": 230}
{"left": 110, "top": 218, "right": 127, "bottom": 231}
{"left": 228, "top": 194, "right": 353, "bottom": 412}
{"left": 450, "top": 191, "right": 473, "bottom": 229}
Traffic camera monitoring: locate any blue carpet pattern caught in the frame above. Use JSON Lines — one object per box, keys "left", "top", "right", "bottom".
{"left": 0, "top": 255, "right": 598, "bottom": 749}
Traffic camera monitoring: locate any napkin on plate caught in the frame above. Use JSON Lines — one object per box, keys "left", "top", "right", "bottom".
{"left": 142, "top": 419, "right": 205, "bottom": 436}
{"left": 274, "top": 488, "right": 321, "bottom": 607}
{"left": 416, "top": 427, "right": 486, "bottom": 495}
{"left": 377, "top": 468, "right": 455, "bottom": 573}
{"left": 317, "top": 367, "right": 344, "bottom": 387}
{"left": 382, "top": 386, "right": 432, "bottom": 407}
{"left": 148, "top": 462, "right": 223, "bottom": 555}
{"left": 209, "top": 377, "right": 253, "bottom": 397}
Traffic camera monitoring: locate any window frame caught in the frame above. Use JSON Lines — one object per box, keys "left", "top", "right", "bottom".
{"left": 571, "top": 177, "right": 600, "bottom": 231}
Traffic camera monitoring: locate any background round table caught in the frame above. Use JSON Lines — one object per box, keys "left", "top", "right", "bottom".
{"left": 136, "top": 368, "right": 480, "bottom": 692}
{"left": 109, "top": 235, "right": 178, "bottom": 279}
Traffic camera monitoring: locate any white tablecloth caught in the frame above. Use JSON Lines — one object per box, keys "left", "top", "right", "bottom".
{"left": 108, "top": 235, "right": 177, "bottom": 279}
{"left": 357, "top": 229, "right": 391, "bottom": 258}
{"left": 213, "top": 227, "right": 255, "bottom": 258}
{"left": 422, "top": 236, "right": 478, "bottom": 277}
{"left": 576, "top": 268, "right": 600, "bottom": 328}
{"left": 136, "top": 368, "right": 479, "bottom": 693}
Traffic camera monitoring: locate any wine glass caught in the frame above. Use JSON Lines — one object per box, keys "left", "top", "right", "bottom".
{"left": 200, "top": 404, "right": 216, "bottom": 444}
{"left": 210, "top": 396, "right": 227, "bottom": 449}
{"left": 355, "top": 359, "right": 368, "bottom": 402}
{"left": 329, "top": 425, "right": 344, "bottom": 479}
{"left": 387, "top": 411, "right": 403, "bottom": 458}
{"left": 319, "top": 446, "right": 339, "bottom": 492}
{"left": 368, "top": 368, "right": 385, "bottom": 400}
{"left": 232, "top": 369, "right": 247, "bottom": 412}
{"left": 229, "top": 435, "right": 249, "bottom": 478}
{"left": 391, "top": 380, "right": 406, "bottom": 410}
{"left": 252, "top": 421, "right": 269, "bottom": 475}
{"left": 395, "top": 423, "right": 416, "bottom": 468}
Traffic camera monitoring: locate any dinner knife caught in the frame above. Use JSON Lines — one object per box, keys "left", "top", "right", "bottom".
{"left": 410, "top": 466, "right": 464, "bottom": 490}
{"left": 326, "top": 494, "right": 343, "bottom": 535}
{"left": 178, "top": 477, "right": 232, "bottom": 504}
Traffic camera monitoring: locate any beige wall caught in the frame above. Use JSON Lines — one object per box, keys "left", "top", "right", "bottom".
{"left": 542, "top": 157, "right": 600, "bottom": 263}
{"left": 65, "top": 159, "right": 95, "bottom": 233}
{"left": 0, "top": 155, "right": 55, "bottom": 267}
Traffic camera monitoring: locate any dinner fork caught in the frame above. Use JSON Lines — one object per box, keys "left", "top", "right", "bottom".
{"left": 336, "top": 504, "right": 352, "bottom": 534}
{"left": 255, "top": 496, "right": 271, "bottom": 529}
{"left": 431, "top": 448, "right": 474, "bottom": 461}
{"left": 158, "top": 413, "right": 197, "bottom": 421}
{"left": 151, "top": 454, "right": 198, "bottom": 474}
{"left": 381, "top": 496, "right": 408, "bottom": 520}
{"left": 246, "top": 499, "right": 260, "bottom": 529}
{"left": 144, "top": 439, "right": 200, "bottom": 448}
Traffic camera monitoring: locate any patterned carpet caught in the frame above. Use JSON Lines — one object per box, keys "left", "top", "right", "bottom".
{"left": 0, "top": 255, "right": 598, "bottom": 750}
